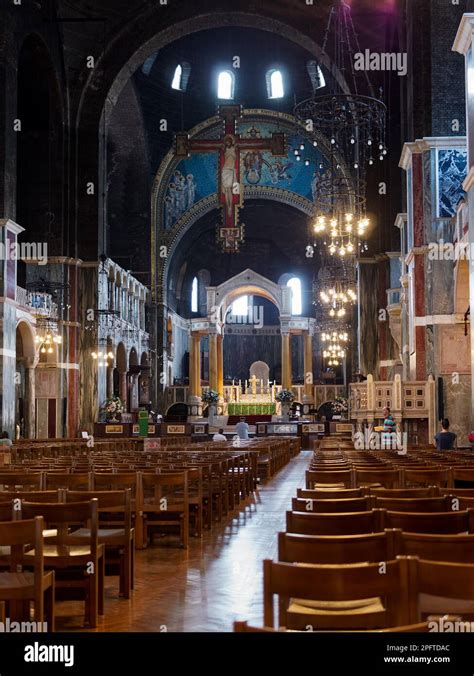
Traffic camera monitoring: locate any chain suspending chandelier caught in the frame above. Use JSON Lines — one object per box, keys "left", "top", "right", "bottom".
{"left": 295, "top": 0, "right": 386, "bottom": 260}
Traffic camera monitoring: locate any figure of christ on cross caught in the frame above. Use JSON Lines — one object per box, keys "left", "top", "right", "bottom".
{"left": 175, "top": 105, "right": 286, "bottom": 252}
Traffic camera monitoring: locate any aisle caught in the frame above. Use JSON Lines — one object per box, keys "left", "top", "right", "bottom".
{"left": 66, "top": 450, "right": 310, "bottom": 633}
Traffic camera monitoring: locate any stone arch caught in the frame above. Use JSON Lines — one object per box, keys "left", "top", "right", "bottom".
{"left": 16, "top": 34, "right": 64, "bottom": 262}
{"left": 116, "top": 342, "right": 127, "bottom": 372}
{"left": 16, "top": 319, "right": 36, "bottom": 364}
{"left": 129, "top": 347, "right": 139, "bottom": 368}
{"left": 209, "top": 269, "right": 286, "bottom": 321}
{"left": 75, "top": 10, "right": 351, "bottom": 258}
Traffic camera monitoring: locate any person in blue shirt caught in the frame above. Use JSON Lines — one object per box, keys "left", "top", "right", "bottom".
{"left": 382, "top": 407, "right": 396, "bottom": 433}
{"left": 235, "top": 417, "right": 249, "bottom": 440}
{"left": 434, "top": 419, "right": 457, "bottom": 451}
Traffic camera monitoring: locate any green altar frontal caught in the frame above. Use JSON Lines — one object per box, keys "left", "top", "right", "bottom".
{"left": 228, "top": 403, "right": 276, "bottom": 415}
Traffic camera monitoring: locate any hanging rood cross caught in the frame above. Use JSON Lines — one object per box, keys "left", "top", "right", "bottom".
{"left": 175, "top": 105, "right": 286, "bottom": 253}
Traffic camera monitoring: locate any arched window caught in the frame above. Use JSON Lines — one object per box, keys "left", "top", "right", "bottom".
{"left": 287, "top": 278, "right": 302, "bottom": 315}
{"left": 267, "top": 69, "right": 284, "bottom": 99}
{"left": 230, "top": 295, "right": 248, "bottom": 317}
{"left": 171, "top": 62, "right": 191, "bottom": 91}
{"left": 218, "top": 70, "right": 235, "bottom": 100}
{"left": 191, "top": 277, "right": 198, "bottom": 313}
{"left": 307, "top": 61, "right": 326, "bottom": 91}
{"left": 172, "top": 64, "right": 182, "bottom": 90}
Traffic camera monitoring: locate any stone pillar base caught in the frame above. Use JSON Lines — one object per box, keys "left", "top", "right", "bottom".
{"left": 188, "top": 395, "right": 203, "bottom": 419}
{"left": 302, "top": 394, "right": 313, "bottom": 416}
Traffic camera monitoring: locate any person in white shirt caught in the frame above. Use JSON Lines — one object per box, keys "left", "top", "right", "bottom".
{"left": 0, "top": 431, "right": 13, "bottom": 447}
{"left": 212, "top": 428, "right": 227, "bottom": 442}
{"left": 235, "top": 417, "right": 249, "bottom": 440}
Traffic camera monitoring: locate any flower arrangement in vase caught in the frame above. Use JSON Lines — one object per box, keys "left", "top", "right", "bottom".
{"left": 276, "top": 389, "right": 295, "bottom": 404}
{"left": 201, "top": 389, "right": 220, "bottom": 404}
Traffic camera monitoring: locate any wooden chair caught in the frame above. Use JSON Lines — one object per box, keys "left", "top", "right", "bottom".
{"left": 403, "top": 467, "right": 454, "bottom": 488}
{"left": 0, "top": 472, "right": 43, "bottom": 491}
{"left": 291, "top": 497, "right": 372, "bottom": 513}
{"left": 20, "top": 499, "right": 104, "bottom": 628}
{"left": 383, "top": 509, "right": 474, "bottom": 534}
{"left": 263, "top": 558, "right": 412, "bottom": 630}
{"left": 233, "top": 618, "right": 455, "bottom": 633}
{"left": 278, "top": 530, "right": 396, "bottom": 564}
{"left": 0, "top": 517, "right": 55, "bottom": 630}
{"left": 296, "top": 488, "right": 363, "bottom": 500}
{"left": 397, "top": 530, "right": 474, "bottom": 563}
{"left": 43, "top": 473, "right": 91, "bottom": 491}
{"left": 137, "top": 472, "right": 189, "bottom": 549}
{"left": 407, "top": 557, "right": 474, "bottom": 620}
{"left": 286, "top": 509, "right": 384, "bottom": 535}
{"left": 371, "top": 496, "right": 452, "bottom": 512}
{"left": 353, "top": 468, "right": 401, "bottom": 489}
{"left": 369, "top": 487, "right": 439, "bottom": 498}
{"left": 305, "top": 469, "right": 352, "bottom": 489}
{"left": 65, "top": 490, "right": 134, "bottom": 599}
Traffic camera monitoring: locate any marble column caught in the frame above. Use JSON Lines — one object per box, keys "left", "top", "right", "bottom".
{"left": 106, "top": 366, "right": 114, "bottom": 399}
{"left": 209, "top": 333, "right": 218, "bottom": 392}
{"left": 217, "top": 334, "right": 224, "bottom": 394}
{"left": 454, "top": 15, "right": 474, "bottom": 423}
{"left": 193, "top": 333, "right": 201, "bottom": 396}
{"left": 119, "top": 372, "right": 128, "bottom": 409}
{"left": 130, "top": 374, "right": 140, "bottom": 411}
{"left": 25, "top": 365, "right": 36, "bottom": 439}
{"left": 281, "top": 332, "right": 292, "bottom": 390}
{"left": 303, "top": 332, "right": 313, "bottom": 398}
{"left": 188, "top": 332, "right": 202, "bottom": 418}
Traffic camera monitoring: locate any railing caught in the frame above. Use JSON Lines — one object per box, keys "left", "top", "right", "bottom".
{"left": 15, "top": 288, "right": 57, "bottom": 318}
{"left": 349, "top": 374, "right": 436, "bottom": 441}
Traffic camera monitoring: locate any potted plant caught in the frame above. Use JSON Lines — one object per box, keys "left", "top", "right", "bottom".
{"left": 276, "top": 389, "right": 295, "bottom": 421}
{"left": 102, "top": 396, "right": 123, "bottom": 423}
{"left": 331, "top": 397, "right": 349, "bottom": 419}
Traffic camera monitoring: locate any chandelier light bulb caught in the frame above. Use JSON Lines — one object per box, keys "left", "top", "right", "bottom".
{"left": 41, "top": 346, "right": 46, "bottom": 354}
{"left": 350, "top": 136, "right": 355, "bottom": 144}
{"left": 294, "top": 149, "right": 299, "bottom": 156}
{"left": 331, "top": 137, "right": 336, "bottom": 144}
{"left": 329, "top": 308, "right": 335, "bottom": 317}
{"left": 300, "top": 143, "right": 305, "bottom": 150}
{"left": 305, "top": 159, "right": 310, "bottom": 166}
{"left": 313, "top": 140, "right": 318, "bottom": 147}
{"left": 369, "top": 158, "right": 374, "bottom": 165}
{"left": 296, "top": 156, "right": 301, "bottom": 162}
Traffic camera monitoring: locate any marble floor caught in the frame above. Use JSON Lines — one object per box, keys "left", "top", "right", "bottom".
{"left": 57, "top": 451, "right": 310, "bottom": 632}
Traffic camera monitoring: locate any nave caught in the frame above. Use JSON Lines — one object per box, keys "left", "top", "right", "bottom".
{"left": 52, "top": 452, "right": 309, "bottom": 632}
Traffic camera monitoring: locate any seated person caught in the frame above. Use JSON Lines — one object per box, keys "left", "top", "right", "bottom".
{"left": 0, "top": 431, "right": 12, "bottom": 447}
{"left": 434, "top": 418, "right": 457, "bottom": 450}
{"left": 212, "top": 428, "right": 227, "bottom": 442}
{"left": 235, "top": 417, "right": 249, "bottom": 440}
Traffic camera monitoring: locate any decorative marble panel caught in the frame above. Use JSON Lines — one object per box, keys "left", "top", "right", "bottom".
{"left": 437, "top": 149, "right": 467, "bottom": 218}
{"left": 438, "top": 324, "right": 471, "bottom": 375}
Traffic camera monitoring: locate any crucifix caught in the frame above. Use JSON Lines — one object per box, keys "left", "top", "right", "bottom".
{"left": 175, "top": 105, "right": 287, "bottom": 253}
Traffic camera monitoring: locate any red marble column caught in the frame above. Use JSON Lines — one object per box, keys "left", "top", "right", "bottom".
{"left": 378, "top": 259, "right": 388, "bottom": 381}
{"left": 412, "top": 153, "right": 426, "bottom": 380}
{"left": 67, "top": 261, "right": 80, "bottom": 438}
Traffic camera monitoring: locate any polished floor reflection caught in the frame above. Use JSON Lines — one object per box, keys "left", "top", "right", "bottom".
{"left": 57, "top": 451, "right": 309, "bottom": 632}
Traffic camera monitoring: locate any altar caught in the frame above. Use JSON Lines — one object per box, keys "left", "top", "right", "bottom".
{"left": 228, "top": 373, "right": 278, "bottom": 415}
